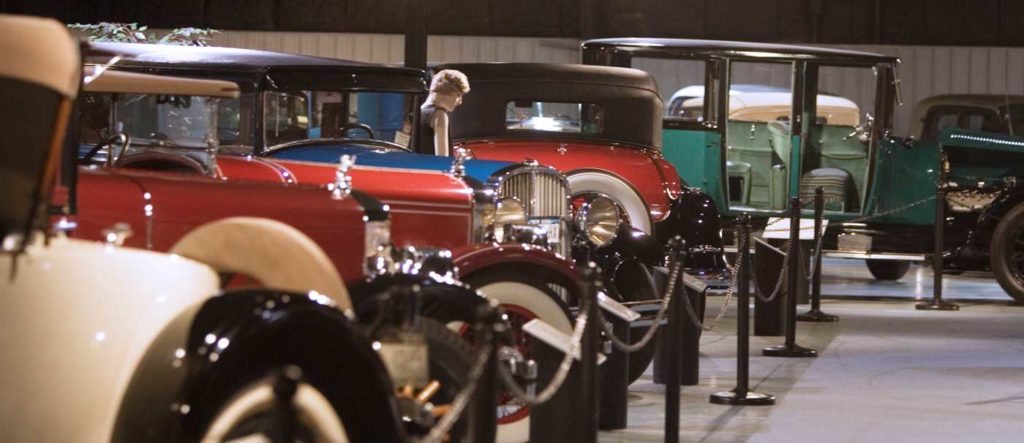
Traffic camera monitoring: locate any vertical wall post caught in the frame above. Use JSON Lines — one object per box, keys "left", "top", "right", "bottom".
{"left": 404, "top": 0, "right": 427, "bottom": 69}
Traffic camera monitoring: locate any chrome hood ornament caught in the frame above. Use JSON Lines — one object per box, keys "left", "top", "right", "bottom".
{"left": 331, "top": 155, "right": 355, "bottom": 200}
{"left": 451, "top": 145, "right": 473, "bottom": 178}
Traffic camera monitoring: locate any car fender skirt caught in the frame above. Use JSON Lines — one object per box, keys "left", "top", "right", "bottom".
{"left": 655, "top": 187, "right": 726, "bottom": 271}
{"left": 111, "top": 289, "right": 403, "bottom": 443}
{"left": 453, "top": 243, "right": 579, "bottom": 285}
{"left": 170, "top": 217, "right": 352, "bottom": 310}
{"left": 349, "top": 275, "right": 488, "bottom": 325}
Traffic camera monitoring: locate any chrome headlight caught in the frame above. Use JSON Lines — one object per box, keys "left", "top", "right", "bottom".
{"left": 364, "top": 220, "right": 392, "bottom": 276}
{"left": 495, "top": 197, "right": 527, "bottom": 226}
{"left": 576, "top": 196, "right": 621, "bottom": 247}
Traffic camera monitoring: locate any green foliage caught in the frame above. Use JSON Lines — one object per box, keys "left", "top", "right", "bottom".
{"left": 68, "top": 22, "right": 218, "bottom": 46}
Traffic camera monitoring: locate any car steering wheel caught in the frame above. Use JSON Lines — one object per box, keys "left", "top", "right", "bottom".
{"left": 80, "top": 133, "right": 131, "bottom": 164}
{"left": 330, "top": 123, "right": 375, "bottom": 139}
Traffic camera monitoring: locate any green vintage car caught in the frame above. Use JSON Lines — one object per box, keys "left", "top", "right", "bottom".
{"left": 582, "top": 38, "right": 1024, "bottom": 303}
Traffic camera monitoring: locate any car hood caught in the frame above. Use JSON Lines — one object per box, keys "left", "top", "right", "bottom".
{"left": 265, "top": 143, "right": 515, "bottom": 185}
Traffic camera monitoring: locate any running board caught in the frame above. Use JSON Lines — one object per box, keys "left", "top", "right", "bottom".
{"left": 724, "top": 244, "right": 926, "bottom": 262}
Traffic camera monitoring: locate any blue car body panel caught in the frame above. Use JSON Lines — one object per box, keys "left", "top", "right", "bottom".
{"left": 267, "top": 144, "right": 514, "bottom": 184}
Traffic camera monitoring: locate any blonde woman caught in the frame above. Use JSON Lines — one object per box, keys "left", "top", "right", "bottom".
{"left": 420, "top": 69, "right": 470, "bottom": 156}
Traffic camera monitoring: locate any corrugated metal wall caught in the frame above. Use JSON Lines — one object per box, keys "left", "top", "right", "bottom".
{"left": 187, "top": 30, "right": 1024, "bottom": 136}
{"left": 202, "top": 29, "right": 580, "bottom": 64}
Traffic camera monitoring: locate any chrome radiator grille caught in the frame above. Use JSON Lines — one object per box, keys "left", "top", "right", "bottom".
{"left": 497, "top": 166, "right": 571, "bottom": 257}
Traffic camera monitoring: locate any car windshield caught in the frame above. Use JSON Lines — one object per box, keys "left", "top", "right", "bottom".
{"left": 80, "top": 93, "right": 217, "bottom": 151}
{"left": 263, "top": 90, "right": 418, "bottom": 150}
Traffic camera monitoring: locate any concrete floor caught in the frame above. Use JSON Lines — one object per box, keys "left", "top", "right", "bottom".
{"left": 601, "top": 259, "right": 1024, "bottom": 442}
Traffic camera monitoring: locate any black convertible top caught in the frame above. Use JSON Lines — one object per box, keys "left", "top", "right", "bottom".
{"left": 88, "top": 42, "right": 427, "bottom": 92}
{"left": 583, "top": 38, "right": 898, "bottom": 65}
{"left": 438, "top": 63, "right": 663, "bottom": 149}
{"left": 440, "top": 62, "right": 659, "bottom": 93}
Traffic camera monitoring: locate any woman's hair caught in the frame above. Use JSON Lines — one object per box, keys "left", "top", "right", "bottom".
{"left": 430, "top": 69, "right": 470, "bottom": 95}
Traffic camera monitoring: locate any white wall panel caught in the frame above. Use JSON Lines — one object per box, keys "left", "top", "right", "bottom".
{"left": 191, "top": 30, "right": 580, "bottom": 65}
{"left": 166, "top": 29, "right": 1024, "bottom": 136}
{"left": 835, "top": 43, "right": 1024, "bottom": 135}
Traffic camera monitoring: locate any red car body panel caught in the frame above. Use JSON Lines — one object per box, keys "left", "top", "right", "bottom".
{"left": 75, "top": 155, "right": 574, "bottom": 286}
{"left": 216, "top": 156, "right": 475, "bottom": 250}
{"left": 453, "top": 243, "right": 579, "bottom": 283}
{"left": 75, "top": 166, "right": 369, "bottom": 283}
{"left": 463, "top": 139, "right": 682, "bottom": 222}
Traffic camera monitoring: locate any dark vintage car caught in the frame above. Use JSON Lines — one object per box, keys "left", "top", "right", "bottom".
{"left": 437, "top": 63, "right": 728, "bottom": 286}
{"left": 78, "top": 44, "right": 585, "bottom": 440}
{"left": 1, "top": 15, "right": 408, "bottom": 443}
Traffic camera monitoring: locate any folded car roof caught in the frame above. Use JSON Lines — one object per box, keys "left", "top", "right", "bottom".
{"left": 83, "top": 65, "right": 241, "bottom": 98}
{"left": 583, "top": 38, "right": 898, "bottom": 64}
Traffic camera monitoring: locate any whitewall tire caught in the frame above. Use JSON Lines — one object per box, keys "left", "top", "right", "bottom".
{"left": 568, "top": 171, "right": 652, "bottom": 234}
{"left": 475, "top": 280, "right": 573, "bottom": 443}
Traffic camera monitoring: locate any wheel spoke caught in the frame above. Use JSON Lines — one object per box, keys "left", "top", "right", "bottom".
{"left": 417, "top": 380, "right": 441, "bottom": 403}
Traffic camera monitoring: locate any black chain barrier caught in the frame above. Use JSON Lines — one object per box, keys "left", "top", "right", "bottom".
{"left": 497, "top": 285, "right": 592, "bottom": 406}
{"left": 423, "top": 343, "right": 494, "bottom": 443}
{"left": 596, "top": 258, "right": 683, "bottom": 352}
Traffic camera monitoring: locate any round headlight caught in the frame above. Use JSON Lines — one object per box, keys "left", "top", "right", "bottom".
{"left": 577, "top": 196, "right": 621, "bottom": 246}
{"left": 495, "top": 197, "right": 527, "bottom": 226}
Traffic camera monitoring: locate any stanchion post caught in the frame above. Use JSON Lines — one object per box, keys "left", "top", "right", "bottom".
{"left": 598, "top": 309, "right": 630, "bottom": 430}
{"left": 529, "top": 266, "right": 599, "bottom": 443}
{"left": 798, "top": 186, "right": 839, "bottom": 322}
{"left": 764, "top": 198, "right": 817, "bottom": 358}
{"left": 918, "top": 151, "right": 959, "bottom": 311}
{"left": 580, "top": 263, "right": 601, "bottom": 443}
{"left": 466, "top": 301, "right": 500, "bottom": 443}
{"left": 711, "top": 214, "right": 775, "bottom": 406}
{"left": 680, "top": 283, "right": 702, "bottom": 386}
{"left": 664, "top": 237, "right": 685, "bottom": 443}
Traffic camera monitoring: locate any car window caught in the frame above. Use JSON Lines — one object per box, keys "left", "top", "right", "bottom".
{"left": 79, "top": 92, "right": 217, "bottom": 150}
{"left": 922, "top": 106, "right": 1000, "bottom": 141}
{"left": 505, "top": 101, "right": 604, "bottom": 134}
{"left": 216, "top": 93, "right": 255, "bottom": 149}
{"left": 264, "top": 90, "right": 418, "bottom": 149}
{"left": 997, "top": 104, "right": 1024, "bottom": 136}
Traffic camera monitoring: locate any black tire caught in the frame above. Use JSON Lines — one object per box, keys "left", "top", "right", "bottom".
{"left": 990, "top": 203, "right": 1024, "bottom": 303}
{"left": 415, "top": 318, "right": 479, "bottom": 442}
{"left": 866, "top": 259, "right": 910, "bottom": 281}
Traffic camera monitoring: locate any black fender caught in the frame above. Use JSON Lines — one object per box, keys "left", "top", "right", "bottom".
{"left": 112, "top": 290, "right": 404, "bottom": 443}
{"left": 654, "top": 186, "right": 727, "bottom": 274}
{"left": 574, "top": 223, "right": 664, "bottom": 302}
{"left": 348, "top": 273, "right": 489, "bottom": 325}
{"left": 975, "top": 186, "right": 1024, "bottom": 249}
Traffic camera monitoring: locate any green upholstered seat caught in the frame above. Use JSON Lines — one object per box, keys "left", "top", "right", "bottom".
{"left": 726, "top": 120, "right": 774, "bottom": 206}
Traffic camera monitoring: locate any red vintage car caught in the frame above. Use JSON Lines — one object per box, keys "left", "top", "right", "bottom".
{"left": 72, "top": 61, "right": 576, "bottom": 441}
{"left": 438, "top": 63, "right": 727, "bottom": 285}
